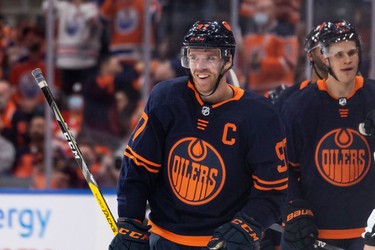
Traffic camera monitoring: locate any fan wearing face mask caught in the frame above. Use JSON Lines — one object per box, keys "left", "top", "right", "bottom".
{"left": 240, "top": 0, "right": 298, "bottom": 96}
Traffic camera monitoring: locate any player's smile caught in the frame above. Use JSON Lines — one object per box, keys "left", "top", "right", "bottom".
{"left": 192, "top": 70, "right": 215, "bottom": 94}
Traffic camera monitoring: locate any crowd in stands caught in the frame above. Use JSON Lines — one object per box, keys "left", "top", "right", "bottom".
{"left": 1, "top": 0, "right": 362, "bottom": 190}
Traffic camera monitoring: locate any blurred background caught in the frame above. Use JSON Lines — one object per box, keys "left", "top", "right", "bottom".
{"left": 0, "top": 0, "right": 374, "bottom": 249}
{"left": 0, "top": 0, "right": 374, "bottom": 189}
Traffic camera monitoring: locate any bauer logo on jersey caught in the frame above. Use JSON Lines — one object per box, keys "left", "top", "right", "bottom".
{"left": 115, "top": 8, "right": 138, "bottom": 34}
{"left": 315, "top": 128, "right": 371, "bottom": 186}
{"left": 168, "top": 137, "right": 225, "bottom": 205}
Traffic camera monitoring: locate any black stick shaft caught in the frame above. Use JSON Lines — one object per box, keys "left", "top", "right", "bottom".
{"left": 31, "top": 68, "right": 118, "bottom": 235}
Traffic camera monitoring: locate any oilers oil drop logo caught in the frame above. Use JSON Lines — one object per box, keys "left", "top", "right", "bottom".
{"left": 315, "top": 128, "right": 371, "bottom": 186}
{"left": 168, "top": 137, "right": 225, "bottom": 205}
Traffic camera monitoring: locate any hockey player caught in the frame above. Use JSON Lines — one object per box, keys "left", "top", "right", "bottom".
{"left": 281, "top": 20, "right": 375, "bottom": 250}
{"left": 269, "top": 22, "right": 328, "bottom": 109}
{"left": 109, "top": 20, "right": 288, "bottom": 250}
{"left": 260, "top": 22, "right": 329, "bottom": 250}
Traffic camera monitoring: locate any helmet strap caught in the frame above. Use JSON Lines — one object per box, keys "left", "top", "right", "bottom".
{"left": 190, "top": 60, "right": 230, "bottom": 98}
{"left": 326, "top": 58, "right": 340, "bottom": 82}
{"left": 311, "top": 61, "right": 325, "bottom": 80}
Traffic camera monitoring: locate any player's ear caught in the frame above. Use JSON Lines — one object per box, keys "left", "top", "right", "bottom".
{"left": 224, "top": 56, "right": 233, "bottom": 70}
{"left": 318, "top": 48, "right": 329, "bottom": 66}
{"left": 307, "top": 52, "right": 314, "bottom": 63}
{"left": 322, "top": 55, "right": 330, "bottom": 66}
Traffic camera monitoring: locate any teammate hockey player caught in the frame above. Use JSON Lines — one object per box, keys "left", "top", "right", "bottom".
{"left": 271, "top": 22, "right": 329, "bottom": 110}
{"left": 260, "top": 21, "right": 330, "bottom": 250}
{"left": 281, "top": 20, "right": 375, "bottom": 249}
{"left": 109, "top": 20, "right": 288, "bottom": 250}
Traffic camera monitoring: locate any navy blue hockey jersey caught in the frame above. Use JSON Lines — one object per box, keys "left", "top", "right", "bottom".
{"left": 282, "top": 76, "right": 375, "bottom": 240}
{"left": 117, "top": 76, "right": 288, "bottom": 246}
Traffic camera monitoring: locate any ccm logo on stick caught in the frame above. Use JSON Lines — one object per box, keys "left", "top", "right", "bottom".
{"left": 63, "top": 132, "right": 80, "bottom": 159}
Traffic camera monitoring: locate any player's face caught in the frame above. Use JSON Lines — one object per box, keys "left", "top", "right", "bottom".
{"left": 188, "top": 48, "right": 225, "bottom": 95}
{"left": 324, "top": 41, "right": 359, "bottom": 84}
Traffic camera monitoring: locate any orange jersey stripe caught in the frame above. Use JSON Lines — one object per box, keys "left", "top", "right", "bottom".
{"left": 318, "top": 227, "right": 365, "bottom": 239}
{"left": 124, "top": 145, "right": 161, "bottom": 173}
{"left": 299, "top": 80, "right": 311, "bottom": 89}
{"left": 148, "top": 220, "right": 211, "bottom": 247}
{"left": 254, "top": 183, "right": 288, "bottom": 191}
{"left": 125, "top": 145, "right": 160, "bottom": 167}
{"left": 124, "top": 152, "right": 159, "bottom": 173}
{"left": 252, "top": 175, "right": 288, "bottom": 185}
{"left": 252, "top": 175, "right": 288, "bottom": 191}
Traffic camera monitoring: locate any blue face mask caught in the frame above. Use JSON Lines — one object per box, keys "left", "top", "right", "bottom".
{"left": 68, "top": 95, "right": 83, "bottom": 110}
{"left": 254, "top": 13, "right": 269, "bottom": 26}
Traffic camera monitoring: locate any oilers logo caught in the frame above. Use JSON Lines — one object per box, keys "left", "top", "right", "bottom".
{"left": 65, "top": 13, "right": 83, "bottom": 36}
{"left": 115, "top": 8, "right": 138, "bottom": 34}
{"left": 315, "top": 128, "right": 371, "bottom": 186}
{"left": 168, "top": 137, "right": 225, "bottom": 205}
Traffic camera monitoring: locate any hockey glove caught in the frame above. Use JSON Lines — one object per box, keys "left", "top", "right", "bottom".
{"left": 109, "top": 218, "right": 150, "bottom": 250}
{"left": 207, "top": 212, "right": 262, "bottom": 250}
{"left": 363, "top": 209, "right": 375, "bottom": 246}
{"left": 282, "top": 199, "right": 318, "bottom": 250}
{"left": 267, "top": 84, "right": 287, "bottom": 104}
{"left": 364, "top": 110, "right": 375, "bottom": 138}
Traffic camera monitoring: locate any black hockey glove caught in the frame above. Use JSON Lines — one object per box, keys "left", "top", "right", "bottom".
{"left": 282, "top": 199, "right": 318, "bottom": 250}
{"left": 363, "top": 110, "right": 375, "bottom": 138}
{"left": 207, "top": 212, "right": 262, "bottom": 250}
{"left": 109, "top": 218, "right": 150, "bottom": 250}
{"left": 363, "top": 209, "right": 375, "bottom": 246}
{"left": 267, "top": 84, "right": 287, "bottom": 104}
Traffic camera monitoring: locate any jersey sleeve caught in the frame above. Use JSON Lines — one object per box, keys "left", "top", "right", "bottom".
{"left": 116, "top": 89, "right": 165, "bottom": 221}
{"left": 241, "top": 101, "right": 288, "bottom": 229}
{"left": 281, "top": 99, "right": 303, "bottom": 201}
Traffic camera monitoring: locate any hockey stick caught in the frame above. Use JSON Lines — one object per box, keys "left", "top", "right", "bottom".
{"left": 269, "top": 223, "right": 345, "bottom": 250}
{"left": 31, "top": 68, "right": 118, "bottom": 235}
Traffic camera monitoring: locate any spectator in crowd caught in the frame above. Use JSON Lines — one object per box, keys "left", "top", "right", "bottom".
{"left": 239, "top": 0, "right": 301, "bottom": 56}
{"left": 0, "top": 134, "right": 16, "bottom": 175}
{"left": 74, "top": 136, "right": 118, "bottom": 188}
{"left": 240, "top": 0, "right": 298, "bottom": 95}
{"left": 99, "top": 0, "right": 161, "bottom": 71}
{"left": 0, "top": 15, "right": 13, "bottom": 79}
{"left": 5, "top": 24, "right": 42, "bottom": 68}
{"left": 0, "top": 80, "right": 16, "bottom": 135}
{"left": 52, "top": 91, "right": 85, "bottom": 157}
{"left": 12, "top": 114, "right": 78, "bottom": 189}
{"left": 7, "top": 27, "right": 61, "bottom": 104}
{"left": 5, "top": 79, "right": 44, "bottom": 149}
{"left": 83, "top": 55, "right": 141, "bottom": 150}
{"left": 42, "top": 0, "right": 102, "bottom": 97}
{"left": 12, "top": 114, "right": 46, "bottom": 179}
